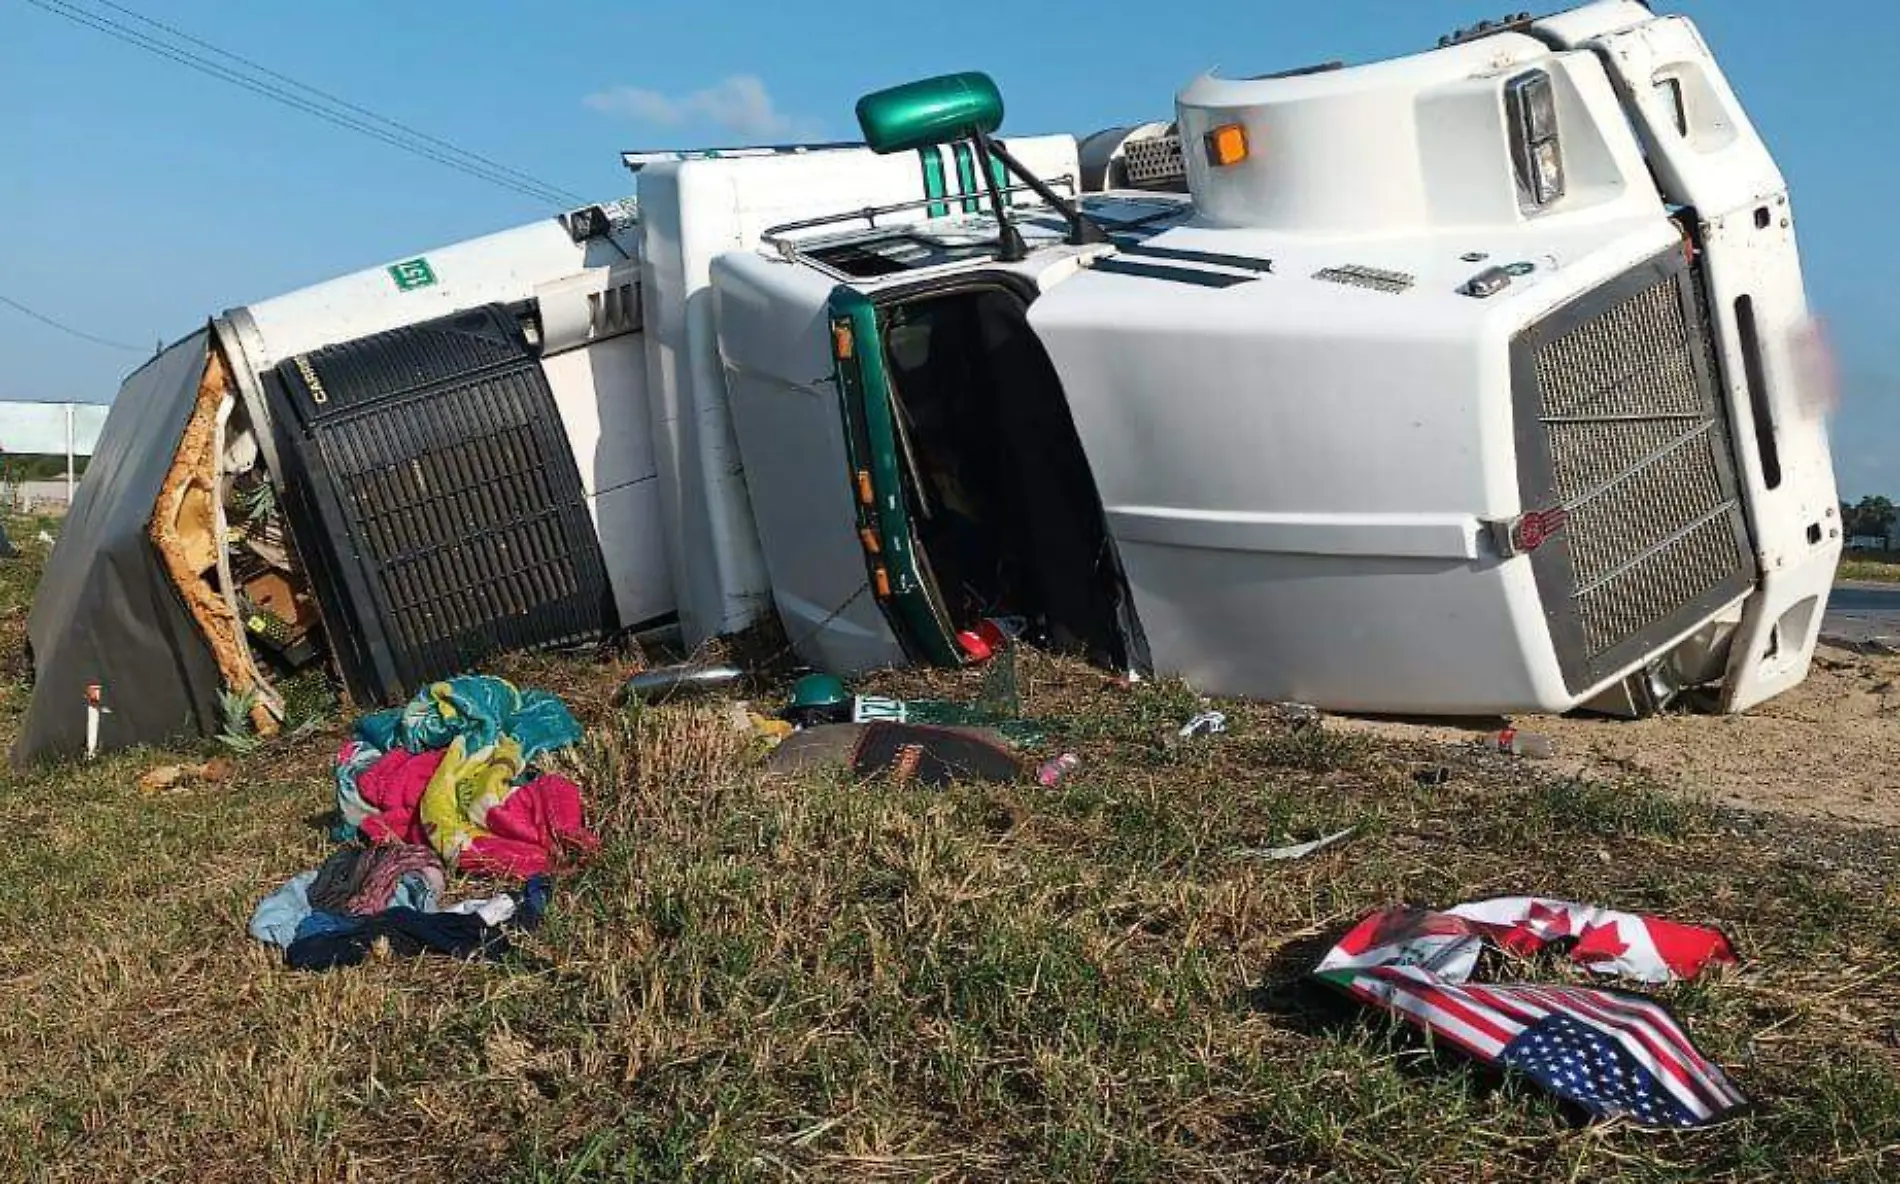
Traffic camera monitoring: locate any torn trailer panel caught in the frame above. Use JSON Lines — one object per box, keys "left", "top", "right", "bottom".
{"left": 15, "top": 314, "right": 626, "bottom": 766}
{"left": 151, "top": 340, "right": 283, "bottom": 737}
{"left": 15, "top": 333, "right": 230, "bottom": 765}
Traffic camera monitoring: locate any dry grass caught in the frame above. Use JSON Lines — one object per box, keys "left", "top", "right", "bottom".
{"left": 1, "top": 527, "right": 1898, "bottom": 1181}
{"left": 1839, "top": 552, "right": 1900, "bottom": 584}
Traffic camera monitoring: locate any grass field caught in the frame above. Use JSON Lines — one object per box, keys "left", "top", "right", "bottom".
{"left": 2, "top": 528, "right": 1898, "bottom": 1181}
{"left": 1838, "top": 551, "right": 1900, "bottom": 584}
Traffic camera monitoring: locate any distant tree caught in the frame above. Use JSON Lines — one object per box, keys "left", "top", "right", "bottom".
{"left": 1846, "top": 495, "right": 1898, "bottom": 538}
{"left": 0, "top": 453, "right": 88, "bottom": 485}
{"left": 1860, "top": 495, "right": 1896, "bottom": 535}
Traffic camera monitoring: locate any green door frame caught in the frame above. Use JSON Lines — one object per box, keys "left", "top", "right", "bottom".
{"left": 827, "top": 285, "right": 963, "bottom": 666}
{"left": 827, "top": 271, "right": 1144, "bottom": 674}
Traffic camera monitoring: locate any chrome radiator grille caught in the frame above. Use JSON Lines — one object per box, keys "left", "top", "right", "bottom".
{"left": 1516, "top": 252, "right": 1757, "bottom": 690}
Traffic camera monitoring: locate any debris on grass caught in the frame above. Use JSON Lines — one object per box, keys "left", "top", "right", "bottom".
{"left": 725, "top": 701, "right": 794, "bottom": 747}
{"left": 1177, "top": 709, "right": 1229, "bottom": 738}
{"left": 1313, "top": 897, "right": 1746, "bottom": 1128}
{"left": 4, "top": 541, "right": 1900, "bottom": 1180}
{"left": 763, "top": 722, "right": 867, "bottom": 776}
{"left": 1484, "top": 727, "right": 1557, "bottom": 759}
{"left": 1034, "top": 751, "right": 1081, "bottom": 787}
{"left": 340, "top": 676, "right": 598, "bottom": 878}
{"left": 1237, "top": 825, "right": 1356, "bottom": 861}
{"left": 1271, "top": 701, "right": 1323, "bottom": 730}
{"left": 850, "top": 721, "right": 1023, "bottom": 786}
{"left": 136, "top": 756, "right": 235, "bottom": 795}
{"left": 246, "top": 674, "right": 598, "bottom": 980}
{"left": 782, "top": 652, "right": 1049, "bottom": 746}
{"left": 615, "top": 661, "right": 745, "bottom": 706}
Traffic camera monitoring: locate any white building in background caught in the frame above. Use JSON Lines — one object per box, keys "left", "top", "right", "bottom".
{"left": 9, "top": 480, "right": 78, "bottom": 512}
{"left": 0, "top": 401, "right": 110, "bottom": 511}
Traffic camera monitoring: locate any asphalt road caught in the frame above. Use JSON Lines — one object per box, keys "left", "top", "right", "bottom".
{"left": 1824, "top": 581, "right": 1900, "bottom": 644}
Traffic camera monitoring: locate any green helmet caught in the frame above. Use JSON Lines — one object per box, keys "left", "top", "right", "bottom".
{"left": 788, "top": 673, "right": 849, "bottom": 710}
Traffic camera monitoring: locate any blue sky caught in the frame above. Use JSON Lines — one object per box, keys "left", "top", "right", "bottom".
{"left": 1, "top": 0, "right": 1893, "bottom": 496}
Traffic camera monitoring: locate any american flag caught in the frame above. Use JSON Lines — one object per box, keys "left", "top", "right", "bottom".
{"left": 1313, "top": 899, "right": 1747, "bottom": 1128}
{"left": 1320, "top": 961, "right": 1747, "bottom": 1127}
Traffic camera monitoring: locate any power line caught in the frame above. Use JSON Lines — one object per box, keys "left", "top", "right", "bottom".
{"left": 86, "top": 0, "right": 585, "bottom": 204}
{"left": 21, "top": 0, "right": 585, "bottom": 207}
{"left": 25, "top": 0, "right": 576, "bottom": 205}
{"left": 0, "top": 293, "right": 147, "bottom": 353}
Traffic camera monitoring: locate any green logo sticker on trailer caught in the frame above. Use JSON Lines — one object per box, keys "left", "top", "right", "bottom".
{"left": 388, "top": 258, "right": 437, "bottom": 291}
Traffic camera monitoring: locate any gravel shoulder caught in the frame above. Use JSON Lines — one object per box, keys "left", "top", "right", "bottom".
{"left": 1333, "top": 635, "right": 1900, "bottom": 827}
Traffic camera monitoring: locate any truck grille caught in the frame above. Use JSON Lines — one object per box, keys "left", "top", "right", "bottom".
{"left": 1516, "top": 252, "right": 1756, "bottom": 691}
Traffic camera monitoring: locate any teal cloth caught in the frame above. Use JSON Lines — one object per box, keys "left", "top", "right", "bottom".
{"left": 353, "top": 709, "right": 402, "bottom": 753}
{"left": 504, "top": 693, "right": 583, "bottom": 760}
{"left": 351, "top": 676, "right": 582, "bottom": 760}
{"left": 391, "top": 870, "right": 439, "bottom": 913}
{"left": 331, "top": 740, "right": 385, "bottom": 841}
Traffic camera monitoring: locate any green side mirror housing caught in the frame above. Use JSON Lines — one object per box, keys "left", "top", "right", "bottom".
{"left": 855, "top": 72, "right": 1004, "bottom": 155}
{"left": 788, "top": 672, "right": 850, "bottom": 710}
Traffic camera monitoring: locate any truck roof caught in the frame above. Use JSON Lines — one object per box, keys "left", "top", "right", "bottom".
{"left": 768, "top": 192, "right": 1193, "bottom": 286}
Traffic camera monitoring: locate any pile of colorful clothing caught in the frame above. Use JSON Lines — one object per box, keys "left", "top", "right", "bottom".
{"left": 250, "top": 676, "right": 598, "bottom": 972}
{"left": 249, "top": 843, "right": 549, "bottom": 970}
{"left": 334, "top": 676, "right": 598, "bottom": 877}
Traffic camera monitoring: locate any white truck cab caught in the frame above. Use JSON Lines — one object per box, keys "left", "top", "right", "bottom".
{"left": 707, "top": 3, "right": 1837, "bottom": 716}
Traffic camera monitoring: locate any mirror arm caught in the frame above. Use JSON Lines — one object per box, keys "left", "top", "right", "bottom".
{"left": 980, "top": 133, "right": 1109, "bottom": 248}
{"left": 968, "top": 127, "right": 1029, "bottom": 262}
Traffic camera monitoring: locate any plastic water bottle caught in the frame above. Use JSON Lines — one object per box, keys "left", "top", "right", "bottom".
{"left": 1489, "top": 728, "right": 1555, "bottom": 760}
{"left": 1036, "top": 753, "right": 1081, "bottom": 787}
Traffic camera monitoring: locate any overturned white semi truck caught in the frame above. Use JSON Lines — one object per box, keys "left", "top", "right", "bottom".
{"left": 17, "top": 0, "right": 1840, "bottom": 762}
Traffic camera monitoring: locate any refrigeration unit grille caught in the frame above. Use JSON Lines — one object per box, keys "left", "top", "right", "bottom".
{"left": 1515, "top": 251, "right": 1757, "bottom": 691}
{"left": 265, "top": 305, "right": 615, "bottom": 705}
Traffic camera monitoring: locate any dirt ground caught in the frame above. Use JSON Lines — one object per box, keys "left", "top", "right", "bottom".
{"left": 1334, "top": 641, "right": 1900, "bottom": 826}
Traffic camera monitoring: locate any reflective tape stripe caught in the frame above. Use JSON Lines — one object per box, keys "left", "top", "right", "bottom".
{"left": 919, "top": 146, "right": 948, "bottom": 218}
{"left": 951, "top": 141, "right": 980, "bottom": 213}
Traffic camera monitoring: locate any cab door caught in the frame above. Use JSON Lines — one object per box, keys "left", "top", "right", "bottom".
{"left": 827, "top": 284, "right": 966, "bottom": 667}
{"left": 710, "top": 251, "right": 908, "bottom": 674}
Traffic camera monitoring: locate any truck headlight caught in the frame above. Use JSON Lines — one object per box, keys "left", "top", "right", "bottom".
{"left": 1506, "top": 70, "right": 1564, "bottom": 210}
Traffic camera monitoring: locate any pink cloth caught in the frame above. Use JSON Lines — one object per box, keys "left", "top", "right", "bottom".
{"left": 356, "top": 748, "right": 597, "bottom": 879}
{"left": 459, "top": 773, "right": 600, "bottom": 878}
{"left": 357, "top": 747, "right": 447, "bottom": 848}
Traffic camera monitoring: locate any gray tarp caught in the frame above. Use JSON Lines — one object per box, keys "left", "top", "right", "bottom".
{"left": 12, "top": 331, "right": 224, "bottom": 765}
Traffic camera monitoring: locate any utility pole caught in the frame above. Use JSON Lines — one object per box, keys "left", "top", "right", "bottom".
{"left": 64, "top": 402, "right": 75, "bottom": 504}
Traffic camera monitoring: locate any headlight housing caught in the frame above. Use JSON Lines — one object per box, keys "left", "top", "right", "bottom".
{"left": 1506, "top": 70, "right": 1565, "bottom": 211}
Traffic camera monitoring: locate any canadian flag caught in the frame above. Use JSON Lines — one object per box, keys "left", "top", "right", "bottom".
{"left": 1446, "top": 897, "right": 1736, "bottom": 983}
{"left": 1316, "top": 897, "right": 1736, "bottom": 986}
